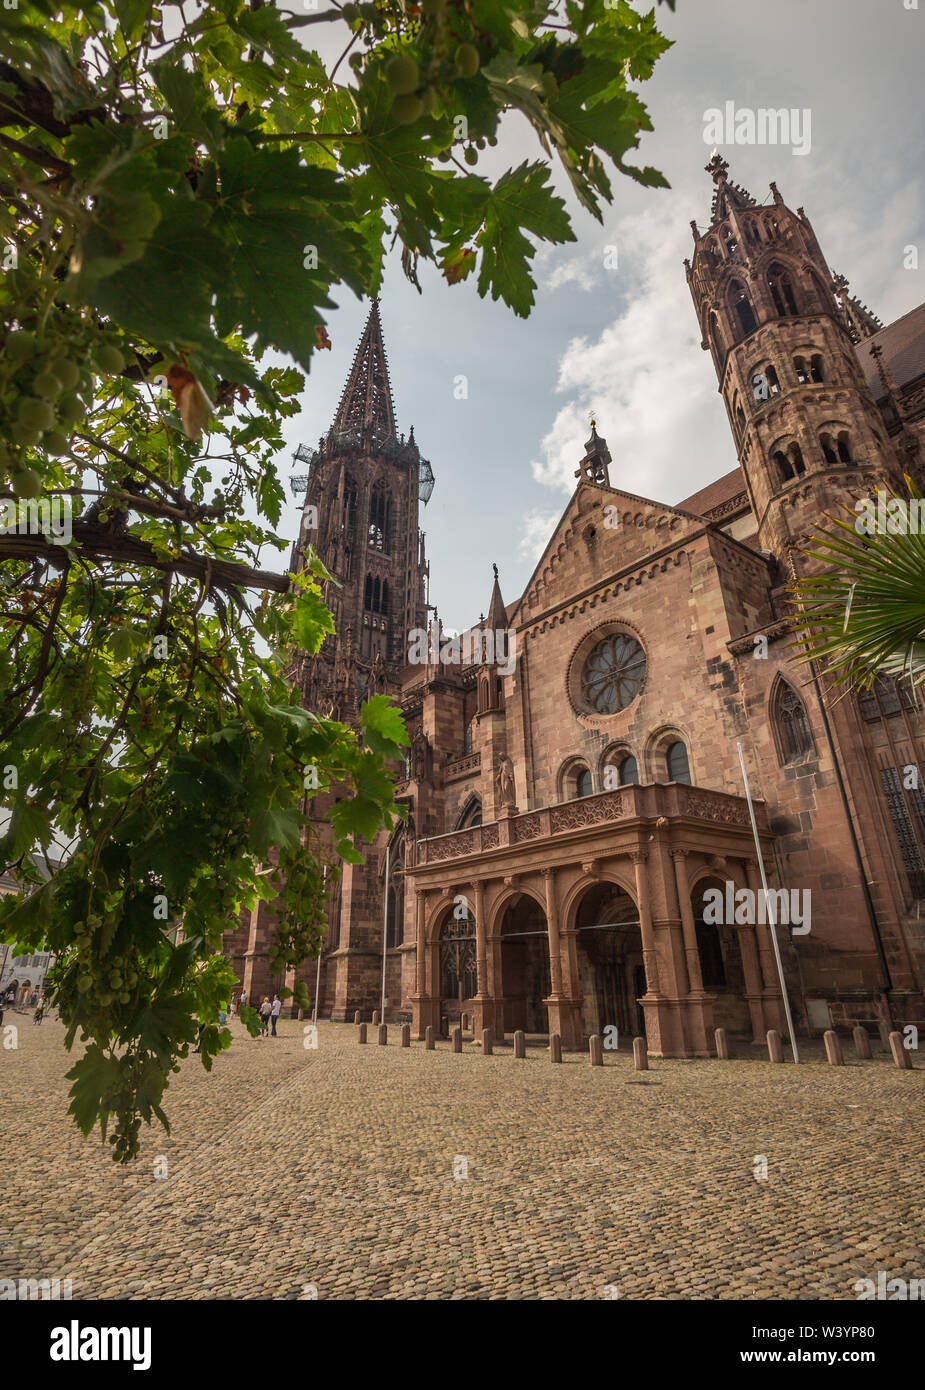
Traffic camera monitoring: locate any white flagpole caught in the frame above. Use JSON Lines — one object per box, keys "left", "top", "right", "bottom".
{"left": 380, "top": 841, "right": 390, "bottom": 1021}
{"left": 736, "top": 741, "right": 801, "bottom": 1064}
{"left": 312, "top": 950, "right": 322, "bottom": 1025}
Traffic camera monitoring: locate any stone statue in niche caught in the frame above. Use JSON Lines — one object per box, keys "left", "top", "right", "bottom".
{"left": 497, "top": 754, "right": 516, "bottom": 807}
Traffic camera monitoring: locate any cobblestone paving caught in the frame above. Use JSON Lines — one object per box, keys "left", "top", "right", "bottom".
{"left": 1, "top": 1016, "right": 923, "bottom": 1300}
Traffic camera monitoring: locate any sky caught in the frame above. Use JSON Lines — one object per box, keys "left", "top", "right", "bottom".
{"left": 271, "top": 0, "right": 924, "bottom": 633}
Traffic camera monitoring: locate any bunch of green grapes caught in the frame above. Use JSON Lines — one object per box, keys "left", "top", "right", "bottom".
{"left": 1, "top": 322, "right": 126, "bottom": 498}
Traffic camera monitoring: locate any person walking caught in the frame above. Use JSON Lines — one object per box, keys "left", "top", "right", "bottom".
{"left": 258, "top": 997, "right": 271, "bottom": 1037}
{"left": 270, "top": 994, "right": 282, "bottom": 1037}
{"left": 240, "top": 990, "right": 248, "bottom": 1014}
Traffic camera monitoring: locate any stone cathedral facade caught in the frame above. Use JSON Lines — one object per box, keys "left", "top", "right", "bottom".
{"left": 229, "top": 158, "right": 925, "bottom": 1055}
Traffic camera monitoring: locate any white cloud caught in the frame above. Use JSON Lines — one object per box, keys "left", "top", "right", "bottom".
{"left": 530, "top": 199, "right": 737, "bottom": 507}
{"left": 518, "top": 508, "right": 563, "bottom": 565}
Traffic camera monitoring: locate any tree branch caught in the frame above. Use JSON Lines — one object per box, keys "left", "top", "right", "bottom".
{"left": 0, "top": 523, "right": 290, "bottom": 594}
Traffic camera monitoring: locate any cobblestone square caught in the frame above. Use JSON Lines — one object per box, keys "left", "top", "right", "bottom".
{"left": 1, "top": 1017, "right": 922, "bottom": 1301}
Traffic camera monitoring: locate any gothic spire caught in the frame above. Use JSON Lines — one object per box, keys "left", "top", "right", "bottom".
{"left": 704, "top": 151, "right": 757, "bottom": 226}
{"left": 486, "top": 563, "right": 507, "bottom": 632}
{"left": 831, "top": 271, "right": 884, "bottom": 344}
{"left": 331, "top": 299, "right": 397, "bottom": 442}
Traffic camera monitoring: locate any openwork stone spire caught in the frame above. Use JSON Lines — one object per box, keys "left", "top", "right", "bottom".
{"left": 831, "top": 271, "right": 884, "bottom": 345}
{"left": 331, "top": 299, "right": 397, "bottom": 442}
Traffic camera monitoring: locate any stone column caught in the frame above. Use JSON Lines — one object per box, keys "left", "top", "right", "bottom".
{"left": 470, "top": 878, "right": 498, "bottom": 1038}
{"left": 670, "top": 848, "right": 713, "bottom": 1057}
{"left": 411, "top": 890, "right": 439, "bottom": 1040}
{"left": 737, "top": 921, "right": 767, "bottom": 1044}
{"left": 745, "top": 858, "right": 786, "bottom": 1032}
{"left": 542, "top": 867, "right": 582, "bottom": 1050}
{"left": 671, "top": 850, "right": 704, "bottom": 995}
{"left": 631, "top": 851, "right": 660, "bottom": 995}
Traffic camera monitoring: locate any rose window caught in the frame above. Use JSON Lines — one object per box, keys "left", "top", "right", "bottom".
{"left": 580, "top": 634, "right": 646, "bottom": 714}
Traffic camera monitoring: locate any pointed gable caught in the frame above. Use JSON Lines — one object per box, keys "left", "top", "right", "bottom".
{"left": 509, "top": 481, "right": 708, "bottom": 626}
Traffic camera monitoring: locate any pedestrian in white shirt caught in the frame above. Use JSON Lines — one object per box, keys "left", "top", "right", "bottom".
{"left": 270, "top": 994, "right": 282, "bottom": 1036}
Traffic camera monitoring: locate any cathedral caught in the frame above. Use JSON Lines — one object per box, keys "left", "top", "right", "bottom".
{"left": 227, "top": 156, "right": 925, "bottom": 1055}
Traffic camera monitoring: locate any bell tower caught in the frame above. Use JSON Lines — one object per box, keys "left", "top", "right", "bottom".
{"left": 289, "top": 300, "right": 434, "bottom": 718}
{"left": 686, "top": 154, "right": 904, "bottom": 568}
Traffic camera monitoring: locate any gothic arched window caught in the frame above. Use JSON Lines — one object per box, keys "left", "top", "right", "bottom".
{"left": 794, "top": 356, "right": 809, "bottom": 384}
{"left": 666, "top": 741, "right": 691, "bottom": 784}
{"left": 768, "top": 263, "right": 799, "bottom": 317}
{"left": 576, "top": 767, "right": 593, "bottom": 798}
{"left": 728, "top": 281, "right": 757, "bottom": 341}
{"left": 364, "top": 573, "right": 373, "bottom": 609}
{"left": 343, "top": 475, "right": 358, "bottom": 533}
{"left": 456, "top": 795, "right": 482, "bottom": 829}
{"left": 774, "top": 449, "right": 794, "bottom": 483}
{"left": 368, "top": 481, "right": 391, "bottom": 552}
{"left": 788, "top": 443, "right": 806, "bottom": 476}
{"left": 774, "top": 682, "right": 813, "bottom": 765}
{"left": 820, "top": 432, "right": 838, "bottom": 464}
{"left": 837, "top": 431, "right": 852, "bottom": 463}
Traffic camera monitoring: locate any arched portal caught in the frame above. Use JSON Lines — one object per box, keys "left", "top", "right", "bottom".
{"left": 574, "top": 881, "right": 644, "bottom": 1039}
{"left": 499, "top": 893, "right": 549, "bottom": 1034}
{"left": 439, "top": 905, "right": 477, "bottom": 1033}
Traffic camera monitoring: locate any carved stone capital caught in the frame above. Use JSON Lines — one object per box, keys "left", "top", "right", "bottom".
{"left": 630, "top": 850, "right": 648, "bottom": 865}
{"left": 581, "top": 858, "right": 600, "bottom": 877}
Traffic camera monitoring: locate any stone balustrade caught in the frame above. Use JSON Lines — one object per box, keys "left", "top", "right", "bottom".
{"left": 413, "top": 782, "right": 766, "bottom": 866}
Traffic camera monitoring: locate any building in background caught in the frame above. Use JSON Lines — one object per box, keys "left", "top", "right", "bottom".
{"left": 0, "top": 859, "right": 56, "bottom": 1003}
{"left": 231, "top": 159, "right": 925, "bottom": 1053}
